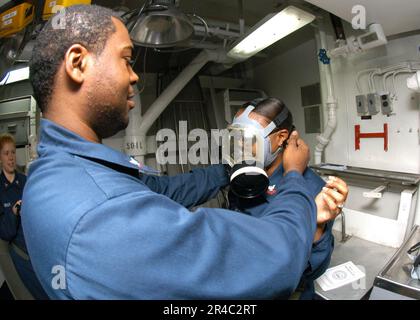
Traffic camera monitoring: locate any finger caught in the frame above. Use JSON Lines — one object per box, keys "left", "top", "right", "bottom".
{"left": 291, "top": 130, "right": 300, "bottom": 140}
{"left": 327, "top": 176, "right": 347, "bottom": 190}
{"left": 328, "top": 176, "right": 346, "bottom": 186}
{"left": 297, "top": 138, "right": 309, "bottom": 151}
{"left": 326, "top": 177, "right": 349, "bottom": 198}
{"left": 287, "top": 131, "right": 298, "bottom": 147}
{"left": 322, "top": 186, "right": 345, "bottom": 204}
{"left": 322, "top": 192, "right": 341, "bottom": 216}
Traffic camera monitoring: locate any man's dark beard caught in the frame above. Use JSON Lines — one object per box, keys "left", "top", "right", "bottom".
{"left": 90, "top": 103, "right": 128, "bottom": 139}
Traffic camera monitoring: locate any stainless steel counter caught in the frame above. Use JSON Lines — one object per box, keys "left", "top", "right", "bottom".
{"left": 370, "top": 225, "right": 420, "bottom": 299}
{"left": 315, "top": 230, "right": 397, "bottom": 300}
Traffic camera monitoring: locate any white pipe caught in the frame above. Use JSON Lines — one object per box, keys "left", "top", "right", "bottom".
{"left": 382, "top": 70, "right": 395, "bottom": 92}
{"left": 193, "top": 25, "right": 240, "bottom": 39}
{"left": 238, "top": 0, "right": 245, "bottom": 35}
{"left": 124, "top": 91, "right": 145, "bottom": 163}
{"left": 356, "top": 68, "right": 378, "bottom": 94}
{"left": 128, "top": 50, "right": 225, "bottom": 164}
{"left": 369, "top": 70, "right": 381, "bottom": 92}
{"left": 200, "top": 18, "right": 245, "bottom": 33}
{"left": 138, "top": 50, "right": 217, "bottom": 136}
{"left": 314, "top": 21, "right": 338, "bottom": 165}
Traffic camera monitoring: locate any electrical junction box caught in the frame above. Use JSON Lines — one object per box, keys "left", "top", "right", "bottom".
{"left": 380, "top": 93, "right": 393, "bottom": 115}
{"left": 356, "top": 94, "right": 368, "bottom": 116}
{"left": 366, "top": 93, "right": 380, "bottom": 115}
{"left": 43, "top": 0, "right": 92, "bottom": 20}
{"left": 0, "top": 2, "right": 34, "bottom": 38}
{"left": 357, "top": 23, "right": 387, "bottom": 51}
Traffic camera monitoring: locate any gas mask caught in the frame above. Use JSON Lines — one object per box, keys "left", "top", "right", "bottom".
{"left": 222, "top": 104, "right": 291, "bottom": 199}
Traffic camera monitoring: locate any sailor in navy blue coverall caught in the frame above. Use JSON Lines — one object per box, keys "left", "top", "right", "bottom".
{"left": 0, "top": 135, "right": 48, "bottom": 299}
{"left": 22, "top": 6, "right": 340, "bottom": 299}
{"left": 227, "top": 98, "right": 348, "bottom": 299}
{"left": 22, "top": 119, "right": 317, "bottom": 299}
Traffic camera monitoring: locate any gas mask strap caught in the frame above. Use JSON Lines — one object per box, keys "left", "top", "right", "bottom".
{"left": 263, "top": 106, "right": 290, "bottom": 137}
{"left": 263, "top": 122, "right": 276, "bottom": 137}
{"left": 235, "top": 105, "right": 255, "bottom": 120}
{"left": 273, "top": 106, "right": 289, "bottom": 127}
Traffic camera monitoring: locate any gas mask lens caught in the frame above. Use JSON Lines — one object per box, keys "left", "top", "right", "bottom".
{"left": 224, "top": 125, "right": 263, "bottom": 168}
{"left": 222, "top": 124, "right": 269, "bottom": 199}
{"left": 221, "top": 102, "right": 292, "bottom": 199}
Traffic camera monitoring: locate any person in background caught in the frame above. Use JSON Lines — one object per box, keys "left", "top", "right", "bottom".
{"left": 0, "top": 133, "right": 48, "bottom": 299}
{"left": 227, "top": 98, "right": 348, "bottom": 299}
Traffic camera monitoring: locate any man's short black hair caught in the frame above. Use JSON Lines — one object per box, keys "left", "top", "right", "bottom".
{"left": 30, "top": 5, "right": 120, "bottom": 112}
{"left": 248, "top": 97, "right": 294, "bottom": 133}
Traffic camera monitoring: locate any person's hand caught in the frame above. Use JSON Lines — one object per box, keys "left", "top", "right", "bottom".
{"left": 12, "top": 200, "right": 22, "bottom": 216}
{"left": 313, "top": 176, "right": 349, "bottom": 241}
{"left": 282, "top": 131, "right": 310, "bottom": 175}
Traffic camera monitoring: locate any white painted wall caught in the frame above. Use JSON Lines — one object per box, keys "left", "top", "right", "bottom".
{"left": 322, "top": 25, "right": 420, "bottom": 236}
{"left": 249, "top": 38, "right": 321, "bottom": 165}
{"left": 248, "top": 24, "right": 420, "bottom": 245}
{"left": 304, "top": 0, "right": 420, "bottom": 36}
{"left": 324, "top": 31, "right": 420, "bottom": 174}
{"left": 250, "top": 27, "right": 420, "bottom": 173}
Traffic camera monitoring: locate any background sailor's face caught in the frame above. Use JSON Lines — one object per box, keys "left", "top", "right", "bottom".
{"left": 0, "top": 142, "right": 16, "bottom": 174}
{"left": 86, "top": 17, "right": 139, "bottom": 139}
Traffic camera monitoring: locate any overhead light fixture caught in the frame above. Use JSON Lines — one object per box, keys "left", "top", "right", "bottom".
{"left": 129, "top": 0, "right": 194, "bottom": 48}
{"left": 0, "top": 65, "right": 29, "bottom": 86}
{"left": 227, "top": 5, "right": 315, "bottom": 60}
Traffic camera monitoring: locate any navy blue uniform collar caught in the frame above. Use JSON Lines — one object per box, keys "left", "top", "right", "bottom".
{"left": 0, "top": 170, "right": 21, "bottom": 190}
{"left": 38, "top": 119, "right": 139, "bottom": 172}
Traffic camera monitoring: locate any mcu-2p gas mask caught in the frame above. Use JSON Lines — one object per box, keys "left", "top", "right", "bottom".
{"left": 222, "top": 104, "right": 292, "bottom": 199}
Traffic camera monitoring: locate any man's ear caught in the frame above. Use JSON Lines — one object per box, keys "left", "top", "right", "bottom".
{"left": 275, "top": 129, "right": 290, "bottom": 147}
{"left": 64, "top": 44, "right": 90, "bottom": 85}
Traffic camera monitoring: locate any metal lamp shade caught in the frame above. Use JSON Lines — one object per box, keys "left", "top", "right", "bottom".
{"left": 129, "top": 5, "right": 194, "bottom": 48}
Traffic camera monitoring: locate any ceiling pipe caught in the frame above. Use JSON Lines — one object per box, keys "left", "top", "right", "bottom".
{"left": 238, "top": 0, "right": 245, "bottom": 35}
{"left": 193, "top": 24, "right": 241, "bottom": 39}
{"left": 198, "top": 17, "right": 247, "bottom": 33}
{"left": 124, "top": 89, "right": 144, "bottom": 163}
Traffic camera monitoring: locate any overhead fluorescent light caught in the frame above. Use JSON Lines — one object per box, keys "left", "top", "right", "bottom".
{"left": 227, "top": 5, "right": 315, "bottom": 60}
{"left": 0, "top": 66, "right": 29, "bottom": 85}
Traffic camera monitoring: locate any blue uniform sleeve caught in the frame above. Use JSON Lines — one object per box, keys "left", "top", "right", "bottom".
{"left": 300, "top": 168, "right": 334, "bottom": 279}
{"left": 0, "top": 203, "right": 19, "bottom": 242}
{"left": 65, "top": 170, "right": 317, "bottom": 299}
{"left": 139, "top": 164, "right": 229, "bottom": 208}
{"left": 305, "top": 220, "right": 334, "bottom": 281}
{"left": 298, "top": 220, "right": 334, "bottom": 299}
